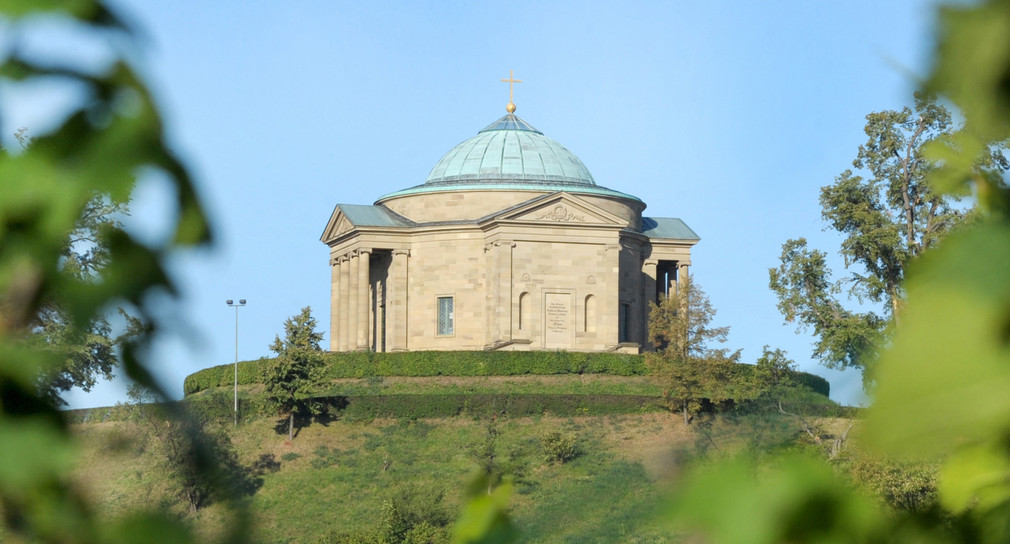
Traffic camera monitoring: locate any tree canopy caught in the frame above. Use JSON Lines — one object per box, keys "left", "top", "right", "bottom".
{"left": 769, "top": 94, "right": 1008, "bottom": 380}
{"left": 646, "top": 274, "right": 740, "bottom": 425}
{"left": 1, "top": 131, "right": 137, "bottom": 405}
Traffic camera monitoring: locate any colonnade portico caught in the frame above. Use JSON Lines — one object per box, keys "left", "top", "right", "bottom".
{"left": 329, "top": 247, "right": 406, "bottom": 352}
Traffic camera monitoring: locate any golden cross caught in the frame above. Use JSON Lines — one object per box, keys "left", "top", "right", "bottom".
{"left": 500, "top": 70, "right": 522, "bottom": 113}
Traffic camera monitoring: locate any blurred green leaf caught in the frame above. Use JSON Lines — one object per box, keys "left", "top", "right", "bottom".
{"left": 667, "top": 454, "right": 892, "bottom": 544}
{"left": 928, "top": 2, "right": 1010, "bottom": 143}
{"left": 922, "top": 132, "right": 985, "bottom": 197}
{"left": 0, "top": 0, "right": 219, "bottom": 542}
{"left": 0, "top": 418, "right": 74, "bottom": 490}
{"left": 864, "top": 222, "right": 1010, "bottom": 457}
{"left": 0, "top": 0, "right": 127, "bottom": 31}
{"left": 102, "top": 512, "right": 194, "bottom": 544}
{"left": 453, "top": 479, "right": 518, "bottom": 544}
{"left": 940, "top": 443, "right": 1010, "bottom": 513}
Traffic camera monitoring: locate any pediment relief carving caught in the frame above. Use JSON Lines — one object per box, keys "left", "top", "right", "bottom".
{"left": 532, "top": 204, "right": 587, "bottom": 223}
{"left": 498, "top": 193, "right": 624, "bottom": 226}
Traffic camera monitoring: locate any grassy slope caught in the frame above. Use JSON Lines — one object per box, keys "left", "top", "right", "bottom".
{"left": 73, "top": 412, "right": 702, "bottom": 543}
{"left": 69, "top": 377, "right": 842, "bottom": 543}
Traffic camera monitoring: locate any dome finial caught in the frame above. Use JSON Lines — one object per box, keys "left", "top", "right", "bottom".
{"left": 500, "top": 69, "right": 522, "bottom": 114}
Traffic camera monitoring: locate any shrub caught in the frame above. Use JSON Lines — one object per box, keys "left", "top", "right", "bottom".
{"left": 732, "top": 363, "right": 831, "bottom": 399}
{"left": 792, "top": 370, "right": 830, "bottom": 398}
{"left": 539, "top": 431, "right": 580, "bottom": 464}
{"left": 251, "top": 454, "right": 281, "bottom": 475}
{"left": 379, "top": 486, "right": 451, "bottom": 544}
{"left": 844, "top": 454, "right": 939, "bottom": 513}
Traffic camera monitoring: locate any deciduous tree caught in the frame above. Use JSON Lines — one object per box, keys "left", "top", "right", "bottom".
{"left": 264, "top": 307, "right": 326, "bottom": 441}
{"left": 769, "top": 94, "right": 1008, "bottom": 382}
{"left": 125, "top": 385, "right": 259, "bottom": 513}
{"left": 646, "top": 274, "right": 740, "bottom": 425}
{"left": 4, "top": 129, "right": 140, "bottom": 405}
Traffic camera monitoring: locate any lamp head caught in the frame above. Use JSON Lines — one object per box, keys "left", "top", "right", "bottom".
{"left": 226, "top": 299, "right": 233, "bottom": 305}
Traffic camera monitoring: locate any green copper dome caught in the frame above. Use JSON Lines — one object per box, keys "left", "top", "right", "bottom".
{"left": 426, "top": 114, "right": 595, "bottom": 186}
{"left": 379, "top": 113, "right": 642, "bottom": 203}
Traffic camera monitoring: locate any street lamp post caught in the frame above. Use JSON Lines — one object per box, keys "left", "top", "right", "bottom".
{"left": 226, "top": 299, "right": 246, "bottom": 426}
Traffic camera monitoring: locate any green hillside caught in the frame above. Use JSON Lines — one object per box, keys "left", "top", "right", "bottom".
{"left": 60, "top": 352, "right": 841, "bottom": 543}
{"left": 73, "top": 407, "right": 845, "bottom": 544}
{"left": 66, "top": 355, "right": 844, "bottom": 544}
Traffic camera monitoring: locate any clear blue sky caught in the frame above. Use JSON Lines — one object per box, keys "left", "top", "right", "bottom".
{"left": 11, "top": 1, "right": 944, "bottom": 408}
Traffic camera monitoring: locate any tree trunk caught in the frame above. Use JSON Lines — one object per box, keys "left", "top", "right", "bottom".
{"left": 829, "top": 423, "right": 855, "bottom": 461}
{"left": 683, "top": 404, "right": 689, "bottom": 426}
{"left": 288, "top": 412, "right": 294, "bottom": 442}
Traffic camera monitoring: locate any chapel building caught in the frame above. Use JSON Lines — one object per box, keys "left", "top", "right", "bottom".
{"left": 321, "top": 97, "right": 698, "bottom": 354}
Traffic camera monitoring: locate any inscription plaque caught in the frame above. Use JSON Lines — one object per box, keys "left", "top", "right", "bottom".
{"left": 544, "top": 293, "right": 572, "bottom": 348}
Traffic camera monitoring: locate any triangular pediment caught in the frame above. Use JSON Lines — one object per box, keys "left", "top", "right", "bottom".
{"left": 492, "top": 192, "right": 626, "bottom": 226}
{"left": 320, "top": 207, "right": 355, "bottom": 244}
{"left": 321, "top": 204, "right": 413, "bottom": 244}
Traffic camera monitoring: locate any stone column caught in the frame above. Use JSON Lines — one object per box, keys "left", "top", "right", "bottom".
{"left": 375, "top": 277, "right": 385, "bottom": 352}
{"left": 357, "top": 249, "right": 371, "bottom": 350}
{"left": 368, "top": 283, "right": 375, "bottom": 350}
{"left": 347, "top": 251, "right": 359, "bottom": 353}
{"left": 624, "top": 244, "right": 640, "bottom": 346}
{"left": 642, "top": 259, "right": 658, "bottom": 347}
{"left": 388, "top": 249, "right": 409, "bottom": 351}
{"left": 677, "top": 263, "right": 689, "bottom": 294}
{"left": 330, "top": 257, "right": 340, "bottom": 352}
{"left": 338, "top": 254, "right": 350, "bottom": 351}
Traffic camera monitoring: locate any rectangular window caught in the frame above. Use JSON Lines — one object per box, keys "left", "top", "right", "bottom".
{"left": 618, "top": 303, "right": 630, "bottom": 343}
{"left": 437, "top": 296, "right": 454, "bottom": 335}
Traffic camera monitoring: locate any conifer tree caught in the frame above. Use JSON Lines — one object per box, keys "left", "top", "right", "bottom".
{"left": 264, "top": 307, "right": 325, "bottom": 441}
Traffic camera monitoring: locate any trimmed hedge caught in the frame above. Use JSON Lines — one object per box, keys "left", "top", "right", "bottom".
{"left": 184, "top": 358, "right": 273, "bottom": 396}
{"left": 183, "top": 351, "right": 830, "bottom": 399}
{"left": 184, "top": 351, "right": 646, "bottom": 396}
{"left": 730, "top": 363, "right": 831, "bottom": 399}
{"left": 64, "top": 405, "right": 134, "bottom": 424}
{"left": 183, "top": 391, "right": 662, "bottom": 420}
{"left": 337, "top": 394, "right": 662, "bottom": 419}
{"left": 791, "top": 370, "right": 830, "bottom": 398}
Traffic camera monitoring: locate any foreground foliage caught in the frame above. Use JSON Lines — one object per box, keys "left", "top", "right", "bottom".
{"left": 0, "top": 2, "right": 240, "bottom": 543}
{"left": 1, "top": 130, "right": 140, "bottom": 406}
{"left": 670, "top": 1, "right": 1010, "bottom": 542}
